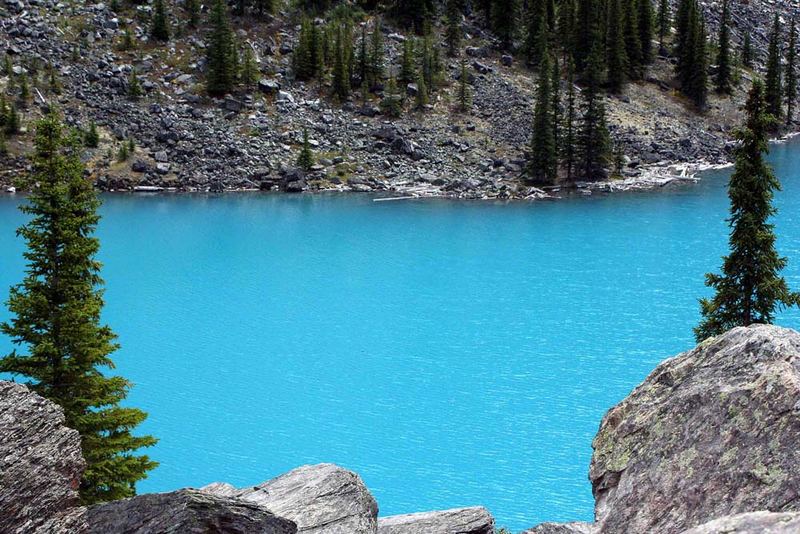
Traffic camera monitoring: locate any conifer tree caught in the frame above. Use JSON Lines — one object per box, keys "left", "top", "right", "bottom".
{"left": 764, "top": 14, "right": 783, "bottom": 121}
{"left": 457, "top": 59, "right": 472, "bottom": 112}
{"left": 741, "top": 32, "right": 753, "bottom": 68}
{"left": 606, "top": 0, "right": 628, "bottom": 93}
{"left": 415, "top": 73, "right": 429, "bottom": 109}
{"left": 128, "top": 70, "right": 142, "bottom": 99}
{"left": 657, "top": 0, "right": 669, "bottom": 53}
{"left": 120, "top": 26, "right": 135, "bottom": 51}
{"left": 638, "top": 0, "right": 654, "bottom": 64}
{"left": 381, "top": 76, "right": 403, "bottom": 117}
{"left": 695, "top": 80, "right": 799, "bottom": 341}
{"left": 714, "top": 0, "right": 732, "bottom": 94}
{"left": 624, "top": 0, "right": 643, "bottom": 79}
{"left": 186, "top": 0, "right": 200, "bottom": 28}
{"left": 688, "top": 11, "right": 708, "bottom": 109}
{"left": 1, "top": 112, "right": 157, "bottom": 504}
{"left": 368, "top": 20, "right": 385, "bottom": 89}
{"left": 552, "top": 57, "right": 561, "bottom": 155}
{"left": 400, "top": 38, "right": 416, "bottom": 83}
{"left": 240, "top": 45, "right": 258, "bottom": 88}
{"left": 557, "top": 0, "right": 576, "bottom": 55}
{"left": 529, "top": 53, "right": 557, "bottom": 184}
{"left": 206, "top": 0, "right": 236, "bottom": 95}
{"left": 786, "top": 18, "right": 798, "bottom": 124}
{"left": 492, "top": 0, "right": 518, "bottom": 50}
{"left": 445, "top": 0, "right": 463, "bottom": 57}
{"left": 151, "top": 0, "right": 170, "bottom": 42}
{"left": 297, "top": 128, "right": 314, "bottom": 170}
{"left": 575, "top": 0, "right": 597, "bottom": 69}
{"left": 85, "top": 121, "right": 100, "bottom": 148}
{"left": 526, "top": 1, "right": 550, "bottom": 69}
{"left": 578, "top": 42, "right": 611, "bottom": 181}
{"left": 333, "top": 26, "right": 350, "bottom": 101}
{"left": 562, "top": 56, "right": 577, "bottom": 180}
{"left": 5, "top": 104, "right": 20, "bottom": 135}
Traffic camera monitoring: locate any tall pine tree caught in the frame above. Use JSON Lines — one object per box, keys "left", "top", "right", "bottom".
{"left": 714, "top": 0, "right": 732, "bottom": 94}
{"left": 695, "top": 80, "right": 799, "bottom": 340}
{"left": 786, "top": 18, "right": 798, "bottom": 124}
{"left": 579, "top": 42, "right": 611, "bottom": 180}
{"left": 528, "top": 52, "right": 558, "bottom": 184}
{"left": 764, "top": 14, "right": 783, "bottom": 121}
{"left": 1, "top": 112, "right": 157, "bottom": 504}
{"left": 206, "top": 0, "right": 236, "bottom": 96}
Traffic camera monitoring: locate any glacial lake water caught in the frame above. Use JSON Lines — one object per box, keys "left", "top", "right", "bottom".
{"left": 3, "top": 140, "right": 800, "bottom": 531}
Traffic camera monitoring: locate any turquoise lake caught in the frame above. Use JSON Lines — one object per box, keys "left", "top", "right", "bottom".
{"left": 3, "top": 140, "right": 800, "bottom": 531}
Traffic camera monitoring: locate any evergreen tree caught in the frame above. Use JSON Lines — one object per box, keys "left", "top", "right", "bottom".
{"left": 445, "top": 0, "right": 463, "bottom": 57}
{"left": 357, "top": 26, "right": 369, "bottom": 87}
{"left": 206, "top": 0, "right": 236, "bottom": 95}
{"left": 5, "top": 104, "right": 20, "bottom": 135}
{"left": 415, "top": 73, "right": 429, "bottom": 109}
{"left": 297, "top": 128, "right": 314, "bottom": 170}
{"left": 578, "top": 42, "right": 611, "bottom": 181}
{"left": 492, "top": 0, "right": 518, "bottom": 50}
{"left": 1, "top": 112, "right": 157, "bottom": 504}
{"left": 240, "top": 45, "right": 258, "bottom": 88}
{"left": 606, "top": 0, "right": 628, "bottom": 93}
{"left": 529, "top": 53, "right": 557, "bottom": 184}
{"left": 85, "top": 121, "right": 100, "bottom": 148}
{"left": 368, "top": 20, "right": 385, "bottom": 89}
{"left": 151, "top": 0, "right": 170, "bottom": 42}
{"left": 575, "top": 0, "right": 598, "bottom": 70}
{"left": 526, "top": 0, "right": 550, "bottom": 69}
{"left": 557, "top": 0, "right": 577, "bottom": 55}
{"left": 624, "top": 0, "right": 643, "bottom": 79}
{"left": 128, "top": 70, "right": 142, "bottom": 99}
{"left": 657, "top": 0, "right": 670, "bottom": 53}
{"left": 714, "top": 0, "right": 732, "bottom": 94}
{"left": 638, "top": 0, "right": 654, "bottom": 64}
{"left": 333, "top": 26, "right": 350, "bottom": 101}
{"left": 120, "top": 26, "right": 135, "bottom": 51}
{"left": 764, "top": 14, "right": 783, "bottom": 121}
{"left": 552, "top": 57, "right": 561, "bottom": 156}
{"left": 380, "top": 76, "right": 403, "bottom": 117}
{"left": 741, "top": 32, "right": 753, "bottom": 68}
{"left": 786, "top": 18, "right": 798, "bottom": 124}
{"left": 695, "top": 80, "right": 799, "bottom": 341}
{"left": 688, "top": 11, "right": 708, "bottom": 108}
{"left": 457, "top": 59, "right": 472, "bottom": 112}
{"left": 562, "top": 56, "right": 577, "bottom": 180}
{"left": 186, "top": 0, "right": 200, "bottom": 28}
{"left": 400, "top": 38, "right": 416, "bottom": 83}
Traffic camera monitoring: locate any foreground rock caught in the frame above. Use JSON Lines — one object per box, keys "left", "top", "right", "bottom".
{"left": 590, "top": 325, "right": 800, "bottom": 533}
{"left": 522, "top": 522, "right": 597, "bottom": 533}
{"left": 87, "top": 489, "right": 297, "bottom": 534}
{"left": 681, "top": 511, "right": 800, "bottom": 534}
{"left": 378, "top": 507, "right": 494, "bottom": 534}
{"left": 203, "top": 463, "right": 378, "bottom": 534}
{"left": 0, "top": 381, "right": 88, "bottom": 534}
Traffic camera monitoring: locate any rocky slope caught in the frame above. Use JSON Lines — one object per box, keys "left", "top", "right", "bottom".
{"left": 0, "top": 0, "right": 798, "bottom": 199}
{"left": 3, "top": 325, "right": 800, "bottom": 533}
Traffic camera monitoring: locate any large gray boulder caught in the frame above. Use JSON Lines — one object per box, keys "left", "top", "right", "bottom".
{"left": 203, "top": 463, "right": 378, "bottom": 534}
{"left": 522, "top": 522, "right": 597, "bottom": 533}
{"left": 0, "top": 381, "right": 88, "bottom": 534}
{"left": 680, "top": 511, "right": 800, "bottom": 534}
{"left": 86, "top": 489, "right": 297, "bottom": 534}
{"left": 378, "top": 507, "right": 494, "bottom": 534}
{"left": 589, "top": 325, "right": 800, "bottom": 534}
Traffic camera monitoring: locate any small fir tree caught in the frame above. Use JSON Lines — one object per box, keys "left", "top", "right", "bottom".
{"left": 380, "top": 76, "right": 403, "bottom": 117}
{"left": 457, "top": 59, "right": 472, "bottom": 112}
{"left": 240, "top": 45, "right": 259, "bottom": 88}
{"left": 415, "top": 73, "right": 429, "bottom": 109}
{"left": 128, "top": 70, "right": 142, "bottom": 99}
{"left": 695, "top": 80, "right": 800, "bottom": 341}
{"left": 297, "top": 128, "right": 314, "bottom": 170}
{"left": 85, "top": 121, "right": 100, "bottom": 148}
{"left": 206, "top": 0, "right": 236, "bottom": 96}
{"left": 186, "top": 0, "right": 200, "bottom": 27}
{"left": 741, "top": 32, "right": 753, "bottom": 68}
{"left": 445, "top": 0, "right": 463, "bottom": 57}
{"left": 1, "top": 112, "right": 158, "bottom": 504}
{"left": 151, "top": 0, "right": 170, "bottom": 42}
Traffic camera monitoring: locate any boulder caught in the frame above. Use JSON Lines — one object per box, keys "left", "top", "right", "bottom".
{"left": 86, "top": 489, "right": 297, "bottom": 534}
{"left": 680, "top": 511, "right": 800, "bottom": 534}
{"left": 0, "top": 381, "right": 88, "bottom": 534}
{"left": 202, "top": 463, "right": 378, "bottom": 534}
{"left": 522, "top": 522, "right": 597, "bottom": 534}
{"left": 590, "top": 325, "right": 800, "bottom": 534}
{"left": 258, "top": 78, "right": 280, "bottom": 94}
{"left": 378, "top": 507, "right": 494, "bottom": 534}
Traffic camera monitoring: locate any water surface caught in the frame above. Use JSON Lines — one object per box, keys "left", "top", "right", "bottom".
{"left": 2, "top": 140, "right": 800, "bottom": 530}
